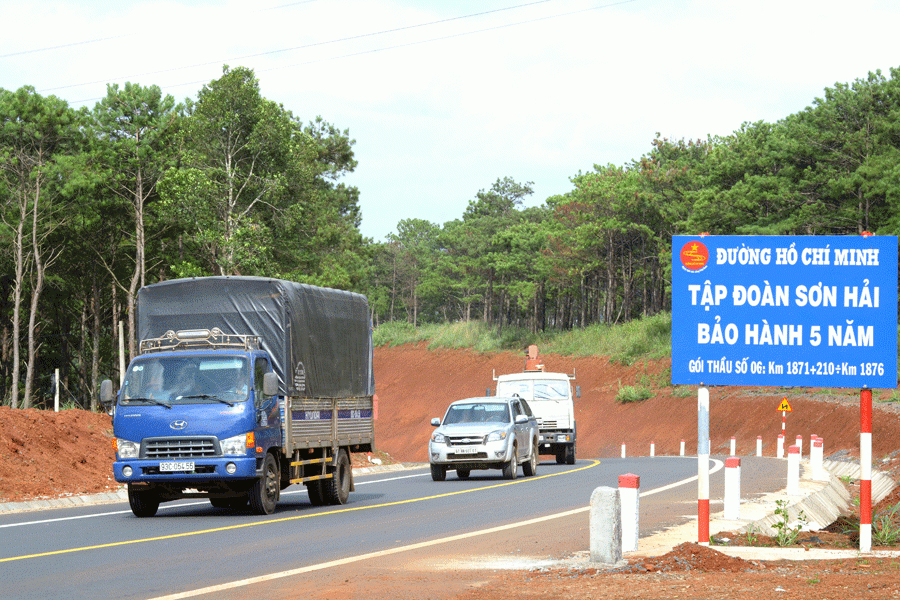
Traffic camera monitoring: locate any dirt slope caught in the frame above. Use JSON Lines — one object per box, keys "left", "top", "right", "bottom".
{"left": 2, "top": 344, "right": 900, "bottom": 503}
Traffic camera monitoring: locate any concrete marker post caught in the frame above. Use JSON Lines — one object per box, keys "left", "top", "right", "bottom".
{"left": 756, "top": 435, "right": 762, "bottom": 457}
{"left": 621, "top": 442, "right": 626, "bottom": 458}
{"left": 786, "top": 445, "right": 800, "bottom": 495}
{"left": 680, "top": 439, "right": 685, "bottom": 456}
{"left": 698, "top": 385, "right": 710, "bottom": 545}
{"left": 777, "top": 433, "right": 784, "bottom": 459}
{"left": 860, "top": 388, "right": 873, "bottom": 552}
{"left": 796, "top": 434, "right": 803, "bottom": 459}
{"left": 619, "top": 474, "right": 640, "bottom": 553}
{"left": 729, "top": 436, "right": 736, "bottom": 456}
{"left": 723, "top": 457, "right": 741, "bottom": 520}
{"left": 590, "top": 486, "right": 622, "bottom": 564}
{"left": 650, "top": 441, "right": 655, "bottom": 457}
{"left": 811, "top": 437, "right": 827, "bottom": 481}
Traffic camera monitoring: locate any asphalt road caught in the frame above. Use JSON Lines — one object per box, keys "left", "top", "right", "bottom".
{"left": 0, "top": 456, "right": 785, "bottom": 600}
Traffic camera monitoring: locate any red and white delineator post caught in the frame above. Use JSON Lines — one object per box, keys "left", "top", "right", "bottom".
{"left": 619, "top": 473, "right": 640, "bottom": 553}
{"left": 723, "top": 457, "right": 741, "bottom": 520}
{"left": 786, "top": 445, "right": 800, "bottom": 494}
{"left": 777, "top": 433, "right": 785, "bottom": 458}
{"left": 860, "top": 388, "right": 873, "bottom": 552}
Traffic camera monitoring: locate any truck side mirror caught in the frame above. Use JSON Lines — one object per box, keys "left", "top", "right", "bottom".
{"left": 575, "top": 385, "right": 581, "bottom": 399}
{"left": 100, "top": 379, "right": 115, "bottom": 415}
{"left": 263, "top": 372, "right": 279, "bottom": 397}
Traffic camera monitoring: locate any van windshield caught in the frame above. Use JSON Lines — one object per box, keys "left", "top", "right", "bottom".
{"left": 120, "top": 355, "right": 250, "bottom": 406}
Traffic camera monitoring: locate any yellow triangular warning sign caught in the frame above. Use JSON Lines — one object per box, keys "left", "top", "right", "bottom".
{"left": 777, "top": 398, "right": 793, "bottom": 412}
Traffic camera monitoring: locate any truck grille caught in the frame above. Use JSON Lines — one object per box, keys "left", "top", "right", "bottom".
{"left": 144, "top": 438, "right": 217, "bottom": 459}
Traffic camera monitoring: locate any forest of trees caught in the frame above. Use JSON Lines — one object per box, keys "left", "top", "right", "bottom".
{"left": 3, "top": 65, "right": 900, "bottom": 410}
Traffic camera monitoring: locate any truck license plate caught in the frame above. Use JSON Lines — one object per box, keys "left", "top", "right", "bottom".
{"left": 160, "top": 461, "right": 194, "bottom": 472}
{"left": 454, "top": 447, "right": 478, "bottom": 454}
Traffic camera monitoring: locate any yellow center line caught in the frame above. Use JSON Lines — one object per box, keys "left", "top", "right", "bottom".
{"left": 0, "top": 459, "right": 600, "bottom": 563}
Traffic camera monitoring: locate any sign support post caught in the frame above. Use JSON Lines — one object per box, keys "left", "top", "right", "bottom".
{"left": 860, "top": 388, "right": 873, "bottom": 552}
{"left": 698, "top": 385, "right": 710, "bottom": 545}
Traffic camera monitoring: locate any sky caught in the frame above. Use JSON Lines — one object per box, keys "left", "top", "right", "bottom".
{"left": 1, "top": 0, "right": 898, "bottom": 242}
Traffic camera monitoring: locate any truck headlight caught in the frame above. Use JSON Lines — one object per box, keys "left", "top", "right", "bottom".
{"left": 431, "top": 432, "right": 446, "bottom": 444}
{"left": 220, "top": 433, "right": 248, "bottom": 456}
{"left": 116, "top": 439, "right": 140, "bottom": 459}
{"left": 486, "top": 430, "right": 508, "bottom": 442}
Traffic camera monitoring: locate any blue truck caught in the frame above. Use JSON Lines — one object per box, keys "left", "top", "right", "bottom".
{"left": 101, "top": 276, "right": 375, "bottom": 517}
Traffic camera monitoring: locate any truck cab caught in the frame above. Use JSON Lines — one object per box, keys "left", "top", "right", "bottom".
{"left": 494, "top": 346, "right": 580, "bottom": 464}
{"left": 105, "top": 329, "right": 282, "bottom": 516}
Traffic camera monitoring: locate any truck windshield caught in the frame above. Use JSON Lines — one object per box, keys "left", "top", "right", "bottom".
{"left": 497, "top": 380, "right": 568, "bottom": 401}
{"left": 443, "top": 403, "right": 510, "bottom": 424}
{"left": 120, "top": 356, "right": 250, "bottom": 406}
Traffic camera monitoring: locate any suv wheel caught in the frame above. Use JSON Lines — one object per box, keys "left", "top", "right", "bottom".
{"left": 502, "top": 445, "right": 518, "bottom": 480}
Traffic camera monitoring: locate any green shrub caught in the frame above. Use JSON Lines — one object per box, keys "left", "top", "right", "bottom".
{"left": 615, "top": 384, "right": 654, "bottom": 404}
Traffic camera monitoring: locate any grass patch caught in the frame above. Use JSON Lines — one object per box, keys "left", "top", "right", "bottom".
{"left": 615, "top": 383, "right": 654, "bottom": 404}
{"left": 373, "top": 313, "right": 673, "bottom": 362}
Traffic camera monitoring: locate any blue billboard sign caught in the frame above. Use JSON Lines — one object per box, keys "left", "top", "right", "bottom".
{"left": 671, "top": 235, "right": 898, "bottom": 388}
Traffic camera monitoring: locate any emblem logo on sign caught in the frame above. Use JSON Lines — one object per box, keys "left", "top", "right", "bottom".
{"left": 680, "top": 241, "right": 709, "bottom": 272}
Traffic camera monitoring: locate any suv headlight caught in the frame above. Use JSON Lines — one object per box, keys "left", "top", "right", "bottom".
{"left": 220, "top": 433, "right": 248, "bottom": 456}
{"left": 116, "top": 439, "right": 140, "bottom": 459}
{"left": 431, "top": 432, "right": 446, "bottom": 444}
{"left": 486, "top": 430, "right": 508, "bottom": 443}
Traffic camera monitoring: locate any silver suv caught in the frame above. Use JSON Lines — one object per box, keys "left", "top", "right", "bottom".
{"left": 428, "top": 396, "right": 539, "bottom": 481}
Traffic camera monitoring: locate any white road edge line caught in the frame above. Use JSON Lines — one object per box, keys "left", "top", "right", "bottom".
{"left": 0, "top": 472, "right": 429, "bottom": 529}
{"left": 147, "top": 460, "right": 723, "bottom": 600}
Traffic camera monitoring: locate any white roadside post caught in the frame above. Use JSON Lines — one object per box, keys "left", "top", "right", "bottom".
{"left": 619, "top": 474, "right": 640, "bottom": 553}
{"left": 777, "top": 433, "right": 785, "bottom": 459}
{"left": 723, "top": 457, "right": 741, "bottom": 520}
{"left": 621, "top": 442, "right": 626, "bottom": 458}
{"left": 680, "top": 439, "right": 685, "bottom": 456}
{"left": 786, "top": 445, "right": 801, "bottom": 495}
{"left": 729, "top": 436, "right": 736, "bottom": 456}
{"left": 650, "top": 441, "right": 655, "bottom": 457}
{"left": 811, "top": 437, "right": 827, "bottom": 481}
{"left": 590, "top": 487, "right": 622, "bottom": 564}
{"left": 795, "top": 434, "right": 803, "bottom": 458}
{"left": 756, "top": 435, "right": 762, "bottom": 457}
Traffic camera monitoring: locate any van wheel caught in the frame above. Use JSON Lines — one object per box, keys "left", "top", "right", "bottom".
{"left": 128, "top": 484, "right": 160, "bottom": 518}
{"left": 324, "top": 449, "right": 351, "bottom": 505}
{"left": 249, "top": 453, "right": 279, "bottom": 515}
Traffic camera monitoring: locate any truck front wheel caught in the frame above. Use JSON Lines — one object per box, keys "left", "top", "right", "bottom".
{"left": 249, "top": 453, "right": 279, "bottom": 515}
{"left": 324, "top": 449, "right": 351, "bottom": 505}
{"left": 128, "top": 484, "right": 160, "bottom": 518}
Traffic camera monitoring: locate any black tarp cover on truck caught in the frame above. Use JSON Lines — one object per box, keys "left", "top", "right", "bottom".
{"left": 136, "top": 277, "right": 374, "bottom": 398}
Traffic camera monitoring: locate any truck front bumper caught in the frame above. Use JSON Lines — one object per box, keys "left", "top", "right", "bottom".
{"left": 113, "top": 455, "right": 259, "bottom": 484}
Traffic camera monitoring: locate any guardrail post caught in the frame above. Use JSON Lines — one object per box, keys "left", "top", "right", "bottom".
{"left": 590, "top": 487, "right": 622, "bottom": 564}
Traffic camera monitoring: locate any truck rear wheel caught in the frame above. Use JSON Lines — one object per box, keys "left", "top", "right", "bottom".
{"left": 324, "top": 449, "right": 351, "bottom": 505}
{"left": 307, "top": 479, "right": 326, "bottom": 505}
{"left": 566, "top": 444, "right": 576, "bottom": 465}
{"left": 128, "top": 484, "right": 160, "bottom": 518}
{"left": 249, "top": 453, "right": 279, "bottom": 515}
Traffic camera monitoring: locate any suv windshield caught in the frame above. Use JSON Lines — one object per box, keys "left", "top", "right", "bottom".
{"left": 443, "top": 403, "right": 510, "bottom": 425}
{"left": 120, "top": 355, "right": 250, "bottom": 406}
